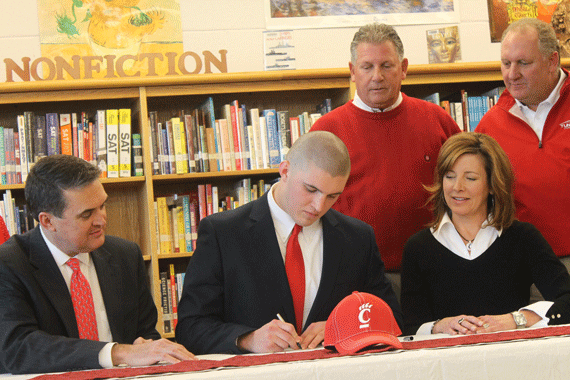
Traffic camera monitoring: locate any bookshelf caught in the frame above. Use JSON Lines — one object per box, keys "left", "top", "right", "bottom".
{"left": 1, "top": 60, "right": 569, "bottom": 338}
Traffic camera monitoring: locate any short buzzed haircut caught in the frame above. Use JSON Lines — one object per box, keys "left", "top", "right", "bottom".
{"left": 350, "top": 23, "right": 404, "bottom": 63}
{"left": 502, "top": 17, "right": 560, "bottom": 67}
{"left": 25, "top": 155, "right": 101, "bottom": 221}
{"left": 286, "top": 131, "right": 350, "bottom": 178}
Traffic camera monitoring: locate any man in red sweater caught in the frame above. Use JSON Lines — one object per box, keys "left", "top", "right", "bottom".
{"left": 311, "top": 23, "right": 460, "bottom": 298}
{"left": 476, "top": 18, "right": 570, "bottom": 275}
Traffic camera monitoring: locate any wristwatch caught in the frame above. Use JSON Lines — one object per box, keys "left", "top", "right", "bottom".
{"left": 511, "top": 311, "right": 527, "bottom": 329}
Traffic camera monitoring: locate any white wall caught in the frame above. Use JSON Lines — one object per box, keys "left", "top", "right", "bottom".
{"left": 0, "top": 0, "right": 501, "bottom": 82}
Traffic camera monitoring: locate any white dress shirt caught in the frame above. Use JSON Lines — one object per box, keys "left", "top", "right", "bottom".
{"left": 516, "top": 68, "right": 566, "bottom": 141}
{"left": 415, "top": 214, "right": 551, "bottom": 335}
{"left": 353, "top": 91, "right": 403, "bottom": 112}
{"left": 267, "top": 184, "right": 323, "bottom": 329}
{"left": 40, "top": 226, "right": 116, "bottom": 368}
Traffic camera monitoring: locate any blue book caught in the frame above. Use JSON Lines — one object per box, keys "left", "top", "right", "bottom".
{"left": 181, "top": 195, "right": 192, "bottom": 253}
{"left": 200, "top": 97, "right": 221, "bottom": 171}
{"left": 263, "top": 109, "right": 281, "bottom": 168}
{"left": 46, "top": 113, "right": 60, "bottom": 156}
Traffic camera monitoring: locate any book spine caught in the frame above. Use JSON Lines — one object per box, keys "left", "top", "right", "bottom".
{"left": 33, "top": 115, "right": 47, "bottom": 163}
{"left": 119, "top": 109, "right": 131, "bottom": 177}
{"left": 230, "top": 102, "right": 243, "bottom": 170}
{"left": 205, "top": 127, "right": 218, "bottom": 172}
{"left": 159, "top": 272, "right": 171, "bottom": 334}
{"left": 206, "top": 183, "right": 213, "bottom": 216}
{"left": 181, "top": 195, "right": 192, "bottom": 253}
{"left": 96, "top": 110, "right": 107, "bottom": 177}
{"left": 250, "top": 108, "right": 263, "bottom": 170}
{"left": 169, "top": 264, "right": 178, "bottom": 330}
{"left": 263, "top": 109, "right": 281, "bottom": 168}
{"left": 82, "top": 113, "right": 91, "bottom": 162}
{"left": 239, "top": 104, "right": 251, "bottom": 170}
{"left": 24, "top": 112, "right": 34, "bottom": 168}
{"left": 290, "top": 116, "right": 300, "bottom": 145}
{"left": 160, "top": 126, "right": 170, "bottom": 174}
{"left": 202, "top": 97, "right": 221, "bottom": 171}
{"left": 156, "top": 196, "right": 172, "bottom": 255}
{"left": 4, "top": 128, "right": 14, "bottom": 185}
{"left": 13, "top": 130, "right": 21, "bottom": 184}
{"left": 132, "top": 133, "right": 144, "bottom": 176}
{"left": 17, "top": 115, "right": 29, "bottom": 183}
{"left": 106, "top": 109, "right": 119, "bottom": 178}
{"left": 148, "top": 111, "right": 160, "bottom": 175}
{"left": 197, "top": 184, "right": 207, "bottom": 222}
{"left": 46, "top": 113, "right": 60, "bottom": 156}
{"left": 0, "top": 126, "right": 5, "bottom": 185}
{"left": 189, "top": 201, "right": 197, "bottom": 251}
{"left": 176, "top": 273, "right": 184, "bottom": 302}
{"left": 71, "top": 113, "right": 78, "bottom": 158}
{"left": 175, "top": 205, "right": 185, "bottom": 252}
{"left": 171, "top": 117, "right": 188, "bottom": 174}
{"left": 216, "top": 119, "right": 232, "bottom": 171}
{"left": 198, "top": 124, "right": 209, "bottom": 172}
{"left": 259, "top": 116, "right": 269, "bottom": 169}
{"left": 165, "top": 120, "right": 176, "bottom": 174}
{"left": 277, "top": 110, "right": 291, "bottom": 162}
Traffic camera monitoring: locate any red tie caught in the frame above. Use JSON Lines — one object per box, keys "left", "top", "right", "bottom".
{"left": 286, "top": 224, "right": 305, "bottom": 334}
{"left": 67, "top": 258, "right": 99, "bottom": 340}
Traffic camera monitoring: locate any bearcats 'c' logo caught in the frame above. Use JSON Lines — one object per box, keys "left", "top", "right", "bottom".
{"left": 358, "top": 303, "right": 372, "bottom": 329}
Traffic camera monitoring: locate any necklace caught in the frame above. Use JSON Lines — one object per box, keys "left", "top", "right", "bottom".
{"left": 455, "top": 229, "right": 474, "bottom": 252}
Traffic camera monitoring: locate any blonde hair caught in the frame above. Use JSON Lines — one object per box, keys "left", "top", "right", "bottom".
{"left": 288, "top": 131, "right": 350, "bottom": 177}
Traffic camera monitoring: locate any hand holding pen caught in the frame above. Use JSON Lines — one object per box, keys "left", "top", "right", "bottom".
{"left": 235, "top": 314, "right": 302, "bottom": 353}
{"left": 277, "top": 314, "right": 303, "bottom": 349}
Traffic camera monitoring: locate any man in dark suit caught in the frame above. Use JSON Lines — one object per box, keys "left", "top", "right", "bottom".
{"left": 0, "top": 155, "right": 194, "bottom": 374}
{"left": 176, "top": 131, "right": 402, "bottom": 355}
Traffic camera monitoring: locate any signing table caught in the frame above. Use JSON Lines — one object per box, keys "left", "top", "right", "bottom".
{"left": 4, "top": 325, "right": 570, "bottom": 380}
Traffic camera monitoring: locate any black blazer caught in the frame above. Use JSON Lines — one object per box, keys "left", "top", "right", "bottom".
{"left": 175, "top": 193, "right": 402, "bottom": 354}
{"left": 0, "top": 227, "right": 160, "bottom": 374}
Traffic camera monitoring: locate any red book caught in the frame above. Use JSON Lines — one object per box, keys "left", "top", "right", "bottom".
{"left": 230, "top": 101, "right": 243, "bottom": 170}
{"left": 169, "top": 264, "right": 178, "bottom": 330}
{"left": 59, "top": 114, "right": 73, "bottom": 156}
{"left": 197, "top": 184, "right": 207, "bottom": 222}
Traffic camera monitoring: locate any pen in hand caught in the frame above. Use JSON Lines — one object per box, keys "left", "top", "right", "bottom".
{"left": 276, "top": 313, "right": 303, "bottom": 349}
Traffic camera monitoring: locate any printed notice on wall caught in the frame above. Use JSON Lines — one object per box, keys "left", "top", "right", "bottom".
{"left": 263, "top": 30, "right": 296, "bottom": 71}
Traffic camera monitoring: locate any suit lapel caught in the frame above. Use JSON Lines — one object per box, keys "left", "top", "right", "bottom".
{"left": 306, "top": 210, "right": 343, "bottom": 325}
{"left": 28, "top": 227, "right": 79, "bottom": 338}
{"left": 248, "top": 193, "right": 297, "bottom": 324}
{"left": 91, "top": 244, "right": 123, "bottom": 341}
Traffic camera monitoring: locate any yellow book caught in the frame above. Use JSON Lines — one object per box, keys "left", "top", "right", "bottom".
{"left": 106, "top": 109, "right": 119, "bottom": 178}
{"left": 118, "top": 108, "right": 131, "bottom": 177}
{"left": 171, "top": 117, "right": 188, "bottom": 174}
{"left": 176, "top": 205, "right": 186, "bottom": 253}
{"left": 156, "top": 197, "right": 172, "bottom": 255}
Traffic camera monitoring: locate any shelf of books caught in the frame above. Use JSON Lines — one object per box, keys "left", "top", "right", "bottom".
{"left": 3, "top": 61, "right": 568, "bottom": 337}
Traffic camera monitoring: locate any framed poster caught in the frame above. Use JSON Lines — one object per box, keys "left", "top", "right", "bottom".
{"left": 487, "top": 0, "right": 561, "bottom": 42}
{"left": 266, "top": 0, "right": 460, "bottom": 29}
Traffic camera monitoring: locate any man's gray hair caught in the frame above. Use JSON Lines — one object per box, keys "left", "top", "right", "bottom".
{"left": 350, "top": 23, "right": 404, "bottom": 63}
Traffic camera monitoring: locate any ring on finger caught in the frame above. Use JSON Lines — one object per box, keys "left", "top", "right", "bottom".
{"left": 458, "top": 318, "right": 465, "bottom": 325}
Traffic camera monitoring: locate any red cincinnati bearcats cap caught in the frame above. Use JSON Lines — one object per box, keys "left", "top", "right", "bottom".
{"left": 324, "top": 291, "right": 402, "bottom": 354}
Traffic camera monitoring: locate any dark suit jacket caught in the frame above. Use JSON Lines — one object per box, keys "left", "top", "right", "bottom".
{"left": 175, "top": 193, "right": 402, "bottom": 355}
{"left": 0, "top": 227, "right": 160, "bottom": 374}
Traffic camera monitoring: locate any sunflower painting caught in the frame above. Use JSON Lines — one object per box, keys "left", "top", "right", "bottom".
{"left": 37, "top": 0, "right": 183, "bottom": 78}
